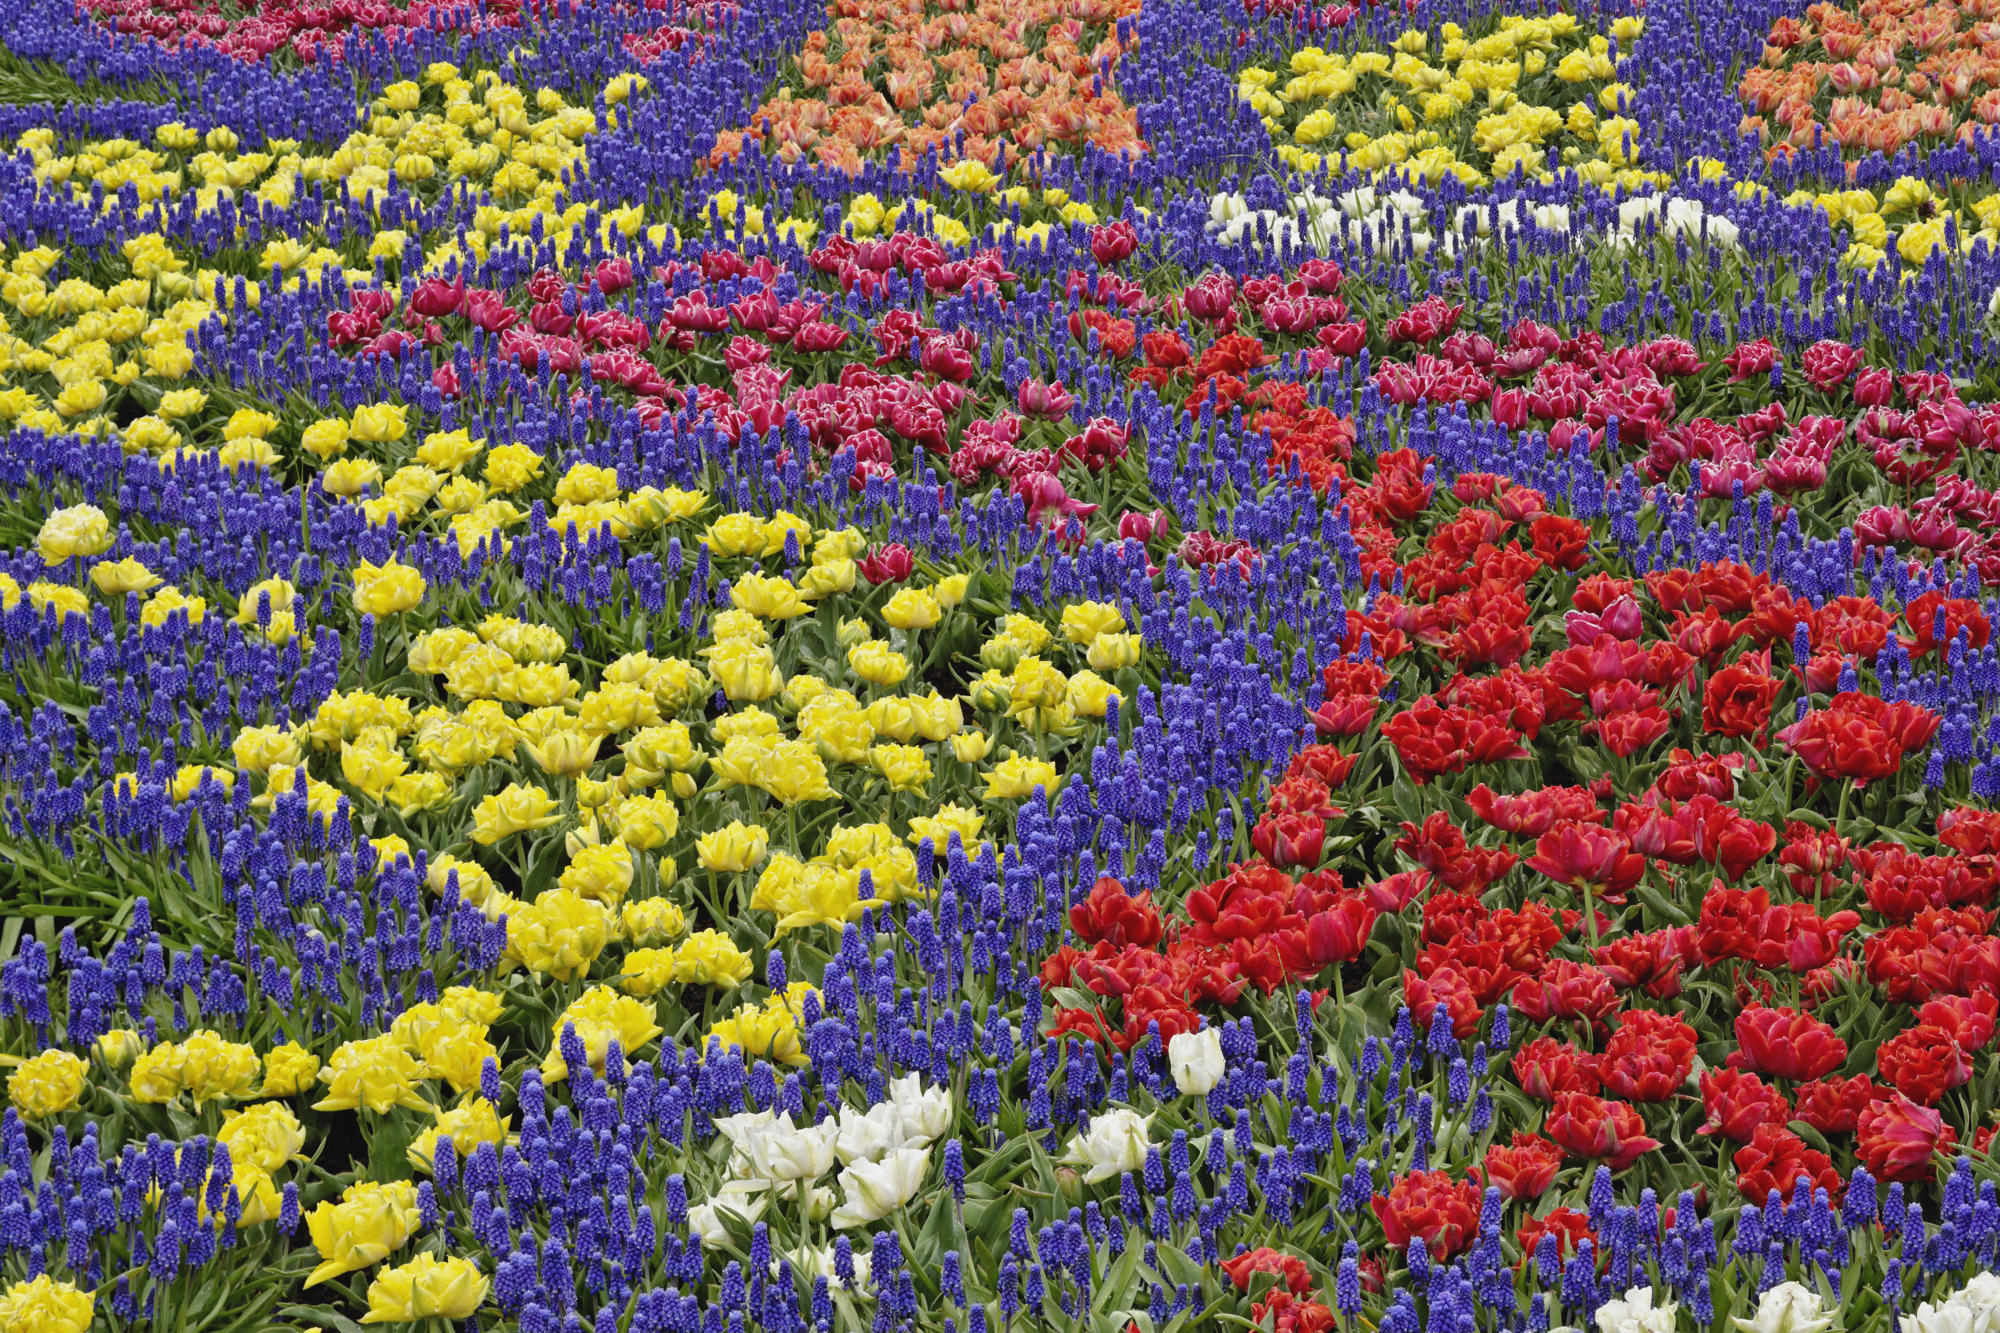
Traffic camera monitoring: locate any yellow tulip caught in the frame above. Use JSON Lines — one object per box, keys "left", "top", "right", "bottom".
{"left": 304, "top": 1180, "right": 421, "bottom": 1286}
{"left": 559, "top": 842, "right": 635, "bottom": 904}
{"left": 707, "top": 639, "right": 782, "bottom": 701}
{"left": 408, "top": 1097, "right": 509, "bottom": 1174}
{"left": 470, "top": 782, "right": 560, "bottom": 844}
{"left": 35, "top": 503, "right": 111, "bottom": 565}
{"left": 621, "top": 896, "right": 689, "bottom": 945}
{"left": 908, "top": 803, "right": 986, "bottom": 851}
{"left": 542, "top": 985, "right": 663, "bottom": 1080}
{"left": 93, "top": 1028, "right": 144, "bottom": 1069}
{"left": 6, "top": 1049, "right": 86, "bottom": 1119}
{"left": 217, "top": 1100, "right": 306, "bottom": 1173}
{"left": 261, "top": 1041, "right": 321, "bottom": 1097}
{"left": 848, "top": 641, "right": 911, "bottom": 687}
{"left": 870, "top": 743, "right": 932, "bottom": 793}
{"left": 881, "top": 587, "right": 942, "bottom": 630}
{"left": 696, "top": 820, "right": 770, "bottom": 872}
{"left": 732, "top": 571, "right": 810, "bottom": 620}
{"left": 301, "top": 418, "right": 350, "bottom": 459}
{"left": 759, "top": 739, "right": 837, "bottom": 805}
{"left": 314, "top": 1035, "right": 431, "bottom": 1115}
{"left": 1087, "top": 632, "right": 1144, "bottom": 670}
{"left": 521, "top": 725, "right": 603, "bottom": 778}
{"left": 350, "top": 402, "right": 409, "bottom": 443}
{"left": 985, "top": 754, "right": 1063, "bottom": 800}
{"left": 0, "top": 1275, "right": 93, "bottom": 1333}
{"left": 352, "top": 560, "right": 426, "bottom": 616}
{"left": 89, "top": 556, "right": 160, "bottom": 594}
{"left": 127, "top": 1042, "right": 187, "bottom": 1103}
{"left": 506, "top": 889, "right": 611, "bottom": 981}
{"left": 484, "top": 443, "right": 546, "bottom": 492}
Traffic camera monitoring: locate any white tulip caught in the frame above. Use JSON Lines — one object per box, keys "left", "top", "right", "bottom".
{"left": 1905, "top": 1302, "right": 1978, "bottom": 1333}
{"left": 1736, "top": 1283, "right": 1834, "bottom": 1333}
{"left": 1337, "top": 186, "right": 1378, "bottom": 217}
{"left": 1906, "top": 1273, "right": 2000, "bottom": 1333}
{"left": 1617, "top": 196, "right": 1663, "bottom": 232}
{"left": 1168, "top": 1027, "right": 1225, "bottom": 1096}
{"left": 1384, "top": 189, "right": 1428, "bottom": 220}
{"left": 1533, "top": 203, "right": 1572, "bottom": 233}
{"left": 1596, "top": 1287, "right": 1680, "bottom": 1333}
{"left": 1064, "top": 1108, "right": 1152, "bottom": 1183}
{"left": 1661, "top": 197, "right": 1739, "bottom": 248}
{"left": 689, "top": 1179, "right": 769, "bottom": 1243}
{"left": 835, "top": 1102, "right": 908, "bottom": 1166}
{"left": 886, "top": 1075, "right": 954, "bottom": 1144}
{"left": 779, "top": 1245, "right": 873, "bottom": 1296}
{"left": 712, "top": 1109, "right": 775, "bottom": 1149}
{"left": 831, "top": 1144, "right": 932, "bottom": 1229}
{"left": 738, "top": 1112, "right": 839, "bottom": 1182}
{"left": 1965, "top": 1273, "right": 2000, "bottom": 1314}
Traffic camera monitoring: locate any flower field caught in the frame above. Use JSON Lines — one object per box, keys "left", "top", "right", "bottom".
{"left": 7, "top": 0, "right": 2000, "bottom": 1329}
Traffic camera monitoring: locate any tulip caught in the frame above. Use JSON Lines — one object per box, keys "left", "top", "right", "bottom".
{"left": 0, "top": 1276, "right": 93, "bottom": 1333}
{"left": 1016, "top": 378, "right": 1077, "bottom": 419}
{"left": 830, "top": 1144, "right": 931, "bottom": 1228}
{"left": 1732, "top": 1006, "right": 1847, "bottom": 1081}
{"left": 1595, "top": 1287, "right": 1680, "bottom": 1333}
{"left": 1545, "top": 1091, "right": 1660, "bottom": 1169}
{"left": 35, "top": 504, "right": 111, "bottom": 565}
{"left": 1063, "top": 1108, "right": 1151, "bottom": 1183}
{"left": 360, "top": 1254, "right": 489, "bottom": 1323}
{"left": 5, "top": 1049, "right": 85, "bottom": 1120}
{"left": 1168, "top": 1027, "right": 1225, "bottom": 1096}
{"left": 739, "top": 1112, "right": 841, "bottom": 1182}
{"left": 1370, "top": 1169, "right": 1482, "bottom": 1259}
{"left": 1736, "top": 1283, "right": 1835, "bottom": 1333}
{"left": 858, "top": 544, "right": 914, "bottom": 584}
{"left": 218, "top": 1101, "right": 306, "bottom": 1175}
{"left": 304, "top": 1181, "right": 422, "bottom": 1286}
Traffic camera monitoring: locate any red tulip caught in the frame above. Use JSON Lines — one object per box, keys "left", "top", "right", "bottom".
{"left": 1371, "top": 1170, "right": 1481, "bottom": 1259}
{"left": 1069, "top": 877, "right": 1163, "bottom": 950}
{"left": 1734, "top": 1124, "right": 1842, "bottom": 1204}
{"left": 1793, "top": 1074, "right": 1881, "bottom": 1135}
{"left": 1252, "top": 811, "right": 1326, "bottom": 870}
{"left": 1481, "top": 1132, "right": 1562, "bottom": 1201}
{"left": 1016, "top": 378, "right": 1076, "bottom": 420}
{"left": 1856, "top": 1094, "right": 1956, "bottom": 1182}
{"left": 1220, "top": 1248, "right": 1311, "bottom": 1295}
{"left": 1298, "top": 896, "right": 1378, "bottom": 967}
{"left": 1698, "top": 1068, "right": 1791, "bottom": 1141}
{"left": 1511, "top": 1037, "right": 1598, "bottom": 1101}
{"left": 1184, "top": 272, "right": 1238, "bottom": 323}
{"left": 1526, "top": 822, "right": 1644, "bottom": 899}
{"left": 857, "top": 544, "right": 914, "bottom": 585}
{"left": 1731, "top": 1006, "right": 1847, "bottom": 1081}
{"left": 408, "top": 274, "right": 465, "bottom": 317}
{"left": 1545, "top": 1091, "right": 1660, "bottom": 1170}
{"left": 1088, "top": 220, "right": 1138, "bottom": 266}
{"left": 1599, "top": 1009, "right": 1697, "bottom": 1102}
{"left": 1876, "top": 1023, "right": 1972, "bottom": 1105}
{"left": 1702, "top": 658, "right": 1781, "bottom": 738}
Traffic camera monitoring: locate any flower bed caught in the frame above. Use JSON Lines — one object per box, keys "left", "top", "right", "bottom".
{"left": 6, "top": 0, "right": 2000, "bottom": 1331}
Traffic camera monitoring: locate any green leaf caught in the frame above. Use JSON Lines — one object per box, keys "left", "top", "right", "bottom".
{"left": 279, "top": 1307, "right": 370, "bottom": 1333}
